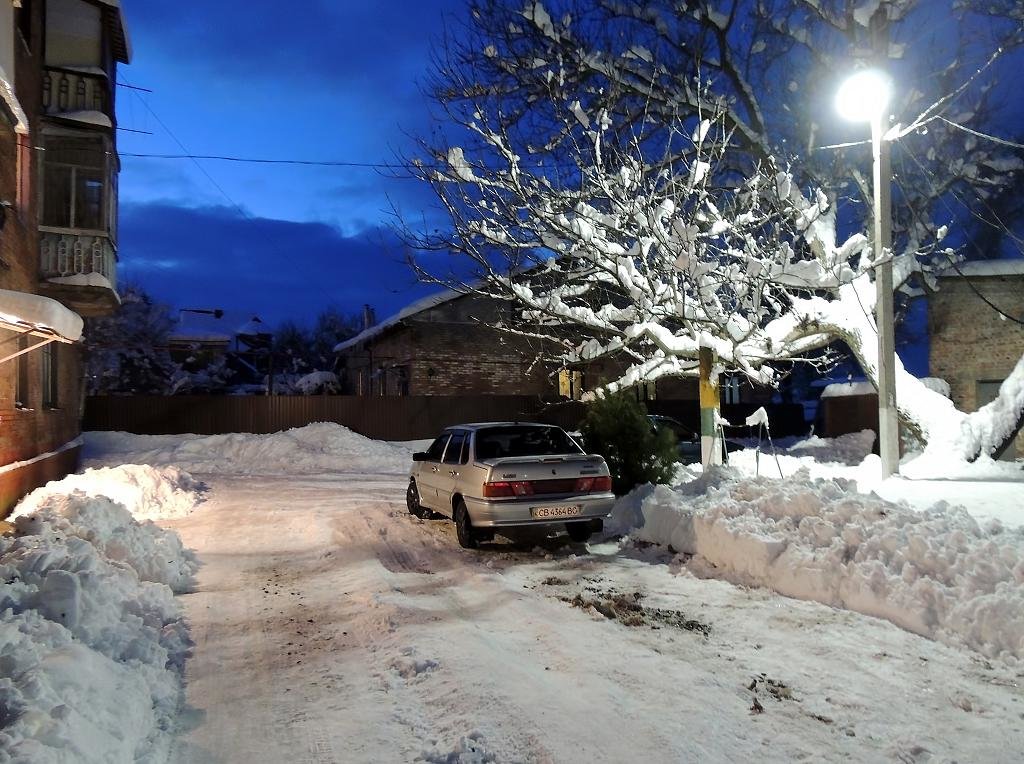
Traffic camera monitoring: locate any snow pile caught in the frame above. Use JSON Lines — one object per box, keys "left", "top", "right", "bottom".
{"left": 12, "top": 463, "right": 202, "bottom": 521}
{"left": 85, "top": 422, "right": 413, "bottom": 475}
{"left": 0, "top": 483, "right": 195, "bottom": 761}
{"left": 613, "top": 468, "right": 1024, "bottom": 661}
{"left": 11, "top": 493, "right": 197, "bottom": 592}
{"left": 775, "top": 429, "right": 876, "bottom": 466}
{"left": 726, "top": 429, "right": 878, "bottom": 482}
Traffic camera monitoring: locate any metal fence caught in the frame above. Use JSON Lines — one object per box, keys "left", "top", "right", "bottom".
{"left": 83, "top": 395, "right": 587, "bottom": 441}
{"left": 83, "top": 395, "right": 811, "bottom": 441}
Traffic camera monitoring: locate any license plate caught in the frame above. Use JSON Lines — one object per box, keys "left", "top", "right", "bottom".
{"left": 531, "top": 505, "right": 582, "bottom": 519}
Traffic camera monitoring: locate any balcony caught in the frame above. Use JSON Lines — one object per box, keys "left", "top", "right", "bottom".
{"left": 37, "top": 229, "right": 119, "bottom": 317}
{"left": 41, "top": 67, "right": 113, "bottom": 127}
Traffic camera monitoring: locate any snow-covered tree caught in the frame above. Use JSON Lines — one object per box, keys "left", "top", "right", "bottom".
{"left": 406, "top": 0, "right": 1024, "bottom": 460}
{"left": 83, "top": 286, "right": 178, "bottom": 394}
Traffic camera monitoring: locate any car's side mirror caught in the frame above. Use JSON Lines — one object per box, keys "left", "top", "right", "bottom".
{"left": 412, "top": 452, "right": 428, "bottom": 461}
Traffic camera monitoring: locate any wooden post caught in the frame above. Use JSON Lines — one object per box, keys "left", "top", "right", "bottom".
{"left": 699, "top": 346, "right": 722, "bottom": 467}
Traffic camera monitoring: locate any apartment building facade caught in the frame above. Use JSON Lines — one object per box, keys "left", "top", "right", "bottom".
{"left": 0, "top": 0, "right": 129, "bottom": 513}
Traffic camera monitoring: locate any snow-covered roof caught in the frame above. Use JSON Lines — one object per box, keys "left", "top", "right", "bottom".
{"left": 48, "top": 272, "right": 115, "bottom": 290}
{"left": 171, "top": 312, "right": 233, "bottom": 343}
{"left": 820, "top": 380, "right": 876, "bottom": 398}
{"left": 0, "top": 288, "right": 84, "bottom": 342}
{"left": 940, "top": 259, "right": 1024, "bottom": 278}
{"left": 56, "top": 110, "right": 113, "bottom": 129}
{"left": 334, "top": 289, "right": 466, "bottom": 353}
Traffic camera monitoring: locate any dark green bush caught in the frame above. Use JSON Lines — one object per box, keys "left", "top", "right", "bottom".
{"left": 580, "top": 392, "right": 678, "bottom": 495}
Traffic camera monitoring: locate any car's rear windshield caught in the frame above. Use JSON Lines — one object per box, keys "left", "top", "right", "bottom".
{"left": 475, "top": 426, "right": 583, "bottom": 459}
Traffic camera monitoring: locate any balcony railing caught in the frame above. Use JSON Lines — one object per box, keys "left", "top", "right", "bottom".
{"left": 39, "top": 229, "right": 118, "bottom": 292}
{"left": 42, "top": 67, "right": 111, "bottom": 120}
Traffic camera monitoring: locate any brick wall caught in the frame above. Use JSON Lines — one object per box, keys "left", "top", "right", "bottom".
{"left": 344, "top": 319, "right": 552, "bottom": 396}
{"left": 0, "top": 2, "right": 85, "bottom": 514}
{"left": 929, "top": 272, "right": 1024, "bottom": 455}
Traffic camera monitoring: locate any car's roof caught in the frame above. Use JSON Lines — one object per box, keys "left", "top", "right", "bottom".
{"left": 442, "top": 422, "right": 561, "bottom": 432}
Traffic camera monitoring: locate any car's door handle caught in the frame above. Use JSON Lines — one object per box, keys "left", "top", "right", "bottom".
{"left": 449, "top": 470, "right": 459, "bottom": 476}
{"left": 431, "top": 466, "right": 439, "bottom": 472}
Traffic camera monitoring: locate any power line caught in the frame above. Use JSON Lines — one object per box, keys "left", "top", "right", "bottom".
{"left": 117, "top": 151, "right": 424, "bottom": 171}
{"left": 119, "top": 81, "right": 342, "bottom": 309}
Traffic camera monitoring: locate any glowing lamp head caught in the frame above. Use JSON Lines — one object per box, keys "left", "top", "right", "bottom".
{"left": 835, "top": 69, "right": 892, "bottom": 123}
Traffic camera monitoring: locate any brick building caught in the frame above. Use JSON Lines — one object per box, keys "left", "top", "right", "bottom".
{"left": 929, "top": 259, "right": 1024, "bottom": 459}
{"left": 0, "top": 0, "right": 130, "bottom": 513}
{"left": 335, "top": 289, "right": 776, "bottom": 408}
{"left": 335, "top": 291, "right": 555, "bottom": 396}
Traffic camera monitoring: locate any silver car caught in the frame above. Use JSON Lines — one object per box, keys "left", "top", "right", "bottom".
{"left": 407, "top": 422, "right": 616, "bottom": 548}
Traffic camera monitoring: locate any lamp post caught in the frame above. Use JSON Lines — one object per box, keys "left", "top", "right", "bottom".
{"left": 836, "top": 69, "right": 899, "bottom": 478}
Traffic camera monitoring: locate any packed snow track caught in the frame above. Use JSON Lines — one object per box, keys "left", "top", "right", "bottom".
{"left": 160, "top": 471, "right": 1023, "bottom": 763}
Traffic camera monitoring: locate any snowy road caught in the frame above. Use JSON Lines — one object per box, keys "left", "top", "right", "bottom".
{"left": 164, "top": 470, "right": 1024, "bottom": 764}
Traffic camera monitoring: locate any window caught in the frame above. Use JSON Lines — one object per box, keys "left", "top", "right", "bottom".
{"left": 41, "top": 135, "right": 109, "bottom": 231}
{"left": 721, "top": 375, "right": 741, "bottom": 405}
{"left": 41, "top": 341, "right": 58, "bottom": 408}
{"left": 475, "top": 426, "right": 583, "bottom": 459}
{"left": 424, "top": 434, "right": 450, "bottom": 461}
{"left": 15, "top": 336, "right": 29, "bottom": 408}
{"left": 443, "top": 431, "right": 467, "bottom": 465}
{"left": 44, "top": 0, "right": 101, "bottom": 67}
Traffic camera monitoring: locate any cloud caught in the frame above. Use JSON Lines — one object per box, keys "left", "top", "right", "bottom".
{"left": 124, "top": 0, "right": 461, "bottom": 97}
{"left": 117, "top": 202, "right": 450, "bottom": 327}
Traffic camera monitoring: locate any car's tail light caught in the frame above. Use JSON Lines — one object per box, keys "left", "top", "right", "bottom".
{"left": 483, "top": 480, "right": 534, "bottom": 497}
{"left": 574, "top": 476, "right": 611, "bottom": 492}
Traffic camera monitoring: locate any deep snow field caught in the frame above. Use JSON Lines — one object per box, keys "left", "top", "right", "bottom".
{"left": 2, "top": 422, "right": 1022, "bottom": 762}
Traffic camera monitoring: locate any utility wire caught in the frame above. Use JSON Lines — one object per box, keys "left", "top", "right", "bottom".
{"left": 117, "top": 151, "right": 429, "bottom": 171}
{"left": 119, "top": 82, "right": 341, "bottom": 308}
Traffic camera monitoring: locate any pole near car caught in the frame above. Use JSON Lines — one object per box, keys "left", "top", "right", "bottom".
{"left": 699, "top": 346, "right": 723, "bottom": 468}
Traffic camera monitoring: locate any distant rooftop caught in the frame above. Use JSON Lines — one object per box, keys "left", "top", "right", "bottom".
{"left": 940, "top": 258, "right": 1024, "bottom": 278}
{"left": 334, "top": 289, "right": 465, "bottom": 353}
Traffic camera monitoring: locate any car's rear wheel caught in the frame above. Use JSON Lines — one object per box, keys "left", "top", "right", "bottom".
{"left": 407, "top": 480, "right": 427, "bottom": 519}
{"left": 454, "top": 499, "right": 479, "bottom": 549}
{"left": 566, "top": 522, "right": 593, "bottom": 543}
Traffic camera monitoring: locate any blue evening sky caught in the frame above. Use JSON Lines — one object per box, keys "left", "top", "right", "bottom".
{"left": 115, "top": 0, "right": 465, "bottom": 328}
{"left": 112, "top": 1, "right": 1020, "bottom": 377}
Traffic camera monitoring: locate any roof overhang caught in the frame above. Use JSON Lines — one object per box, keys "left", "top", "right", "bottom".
{"left": 94, "top": 0, "right": 132, "bottom": 63}
{"left": 0, "top": 288, "right": 84, "bottom": 343}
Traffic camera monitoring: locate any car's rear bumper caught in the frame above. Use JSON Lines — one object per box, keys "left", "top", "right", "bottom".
{"left": 463, "top": 493, "right": 615, "bottom": 528}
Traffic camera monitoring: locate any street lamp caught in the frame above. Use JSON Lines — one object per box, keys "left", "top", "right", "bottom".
{"left": 836, "top": 69, "right": 899, "bottom": 478}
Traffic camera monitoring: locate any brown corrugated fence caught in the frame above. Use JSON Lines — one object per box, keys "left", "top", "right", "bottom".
{"left": 83, "top": 396, "right": 811, "bottom": 441}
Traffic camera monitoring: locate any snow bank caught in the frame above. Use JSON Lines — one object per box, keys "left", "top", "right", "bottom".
{"left": 12, "top": 464, "right": 202, "bottom": 521}
{"left": 0, "top": 473, "right": 197, "bottom": 761}
{"left": 612, "top": 468, "right": 1024, "bottom": 662}
{"left": 85, "top": 422, "right": 413, "bottom": 475}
